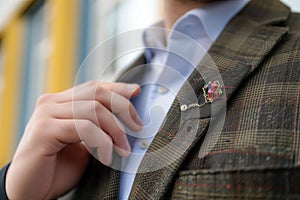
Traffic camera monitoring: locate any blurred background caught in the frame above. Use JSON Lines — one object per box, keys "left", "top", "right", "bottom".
{"left": 0, "top": 0, "right": 299, "bottom": 166}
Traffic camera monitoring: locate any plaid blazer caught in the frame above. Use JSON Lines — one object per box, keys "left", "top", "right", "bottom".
{"left": 66, "top": 0, "right": 300, "bottom": 199}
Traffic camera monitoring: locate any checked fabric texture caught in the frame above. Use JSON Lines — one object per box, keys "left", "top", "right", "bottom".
{"left": 68, "top": 0, "right": 300, "bottom": 199}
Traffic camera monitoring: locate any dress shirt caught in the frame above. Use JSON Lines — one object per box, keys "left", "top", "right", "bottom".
{"left": 119, "top": 0, "right": 249, "bottom": 199}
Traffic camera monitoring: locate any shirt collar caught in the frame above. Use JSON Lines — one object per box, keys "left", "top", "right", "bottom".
{"left": 191, "top": 0, "right": 250, "bottom": 42}
{"left": 143, "top": 0, "right": 250, "bottom": 60}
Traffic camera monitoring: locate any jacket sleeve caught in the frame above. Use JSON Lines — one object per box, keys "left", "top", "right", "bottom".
{"left": 0, "top": 164, "right": 10, "bottom": 200}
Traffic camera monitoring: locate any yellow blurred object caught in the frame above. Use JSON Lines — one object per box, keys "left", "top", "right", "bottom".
{"left": 0, "top": 0, "right": 80, "bottom": 166}
{"left": 47, "top": 0, "right": 80, "bottom": 92}
{"left": 0, "top": 19, "right": 25, "bottom": 166}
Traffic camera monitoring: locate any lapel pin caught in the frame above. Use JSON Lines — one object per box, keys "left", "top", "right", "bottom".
{"left": 181, "top": 81, "right": 223, "bottom": 112}
{"left": 202, "top": 81, "right": 223, "bottom": 103}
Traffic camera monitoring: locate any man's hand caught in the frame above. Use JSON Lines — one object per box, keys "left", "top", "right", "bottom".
{"left": 5, "top": 81, "right": 142, "bottom": 200}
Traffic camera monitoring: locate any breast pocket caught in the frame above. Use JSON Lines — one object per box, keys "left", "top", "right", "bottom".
{"left": 171, "top": 147, "right": 300, "bottom": 200}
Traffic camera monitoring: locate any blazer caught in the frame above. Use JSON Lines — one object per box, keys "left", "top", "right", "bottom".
{"left": 66, "top": 0, "right": 300, "bottom": 199}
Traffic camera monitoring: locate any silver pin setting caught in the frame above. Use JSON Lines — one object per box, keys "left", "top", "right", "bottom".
{"left": 181, "top": 81, "right": 223, "bottom": 112}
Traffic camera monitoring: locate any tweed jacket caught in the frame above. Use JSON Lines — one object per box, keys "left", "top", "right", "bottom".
{"left": 67, "top": 0, "right": 300, "bottom": 199}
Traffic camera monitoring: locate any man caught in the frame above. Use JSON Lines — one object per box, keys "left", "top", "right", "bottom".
{"left": 1, "top": 0, "right": 300, "bottom": 199}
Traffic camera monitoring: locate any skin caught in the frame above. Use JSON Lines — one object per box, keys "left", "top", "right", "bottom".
{"left": 164, "top": 0, "right": 223, "bottom": 36}
{"left": 164, "top": 0, "right": 210, "bottom": 29}
{"left": 5, "top": 0, "right": 222, "bottom": 199}
{"left": 6, "top": 82, "right": 143, "bottom": 199}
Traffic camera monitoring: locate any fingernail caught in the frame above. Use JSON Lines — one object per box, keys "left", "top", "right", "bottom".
{"left": 134, "top": 114, "right": 143, "bottom": 127}
{"left": 98, "top": 148, "right": 112, "bottom": 166}
{"left": 119, "top": 141, "right": 131, "bottom": 157}
{"left": 123, "top": 141, "right": 131, "bottom": 153}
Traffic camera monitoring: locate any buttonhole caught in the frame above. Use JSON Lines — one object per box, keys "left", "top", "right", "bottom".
{"left": 187, "top": 125, "right": 194, "bottom": 133}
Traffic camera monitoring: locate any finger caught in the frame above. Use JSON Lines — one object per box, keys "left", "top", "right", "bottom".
{"left": 54, "top": 119, "right": 115, "bottom": 165}
{"left": 96, "top": 142, "right": 113, "bottom": 167}
{"left": 36, "top": 87, "right": 142, "bottom": 129}
{"left": 51, "top": 82, "right": 141, "bottom": 103}
{"left": 48, "top": 83, "right": 143, "bottom": 130}
{"left": 99, "top": 82, "right": 141, "bottom": 98}
{"left": 46, "top": 101, "right": 131, "bottom": 155}
{"left": 71, "top": 87, "right": 143, "bottom": 131}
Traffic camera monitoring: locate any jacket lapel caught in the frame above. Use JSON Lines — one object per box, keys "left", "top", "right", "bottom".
{"left": 128, "top": 0, "right": 290, "bottom": 199}
{"left": 100, "top": 55, "right": 148, "bottom": 199}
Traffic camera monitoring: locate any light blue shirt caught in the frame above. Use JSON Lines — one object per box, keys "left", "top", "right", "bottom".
{"left": 119, "top": 1, "right": 249, "bottom": 199}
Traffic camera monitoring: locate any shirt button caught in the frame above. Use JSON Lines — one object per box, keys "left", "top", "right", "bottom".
{"left": 140, "top": 140, "right": 149, "bottom": 150}
{"left": 157, "top": 86, "right": 168, "bottom": 94}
